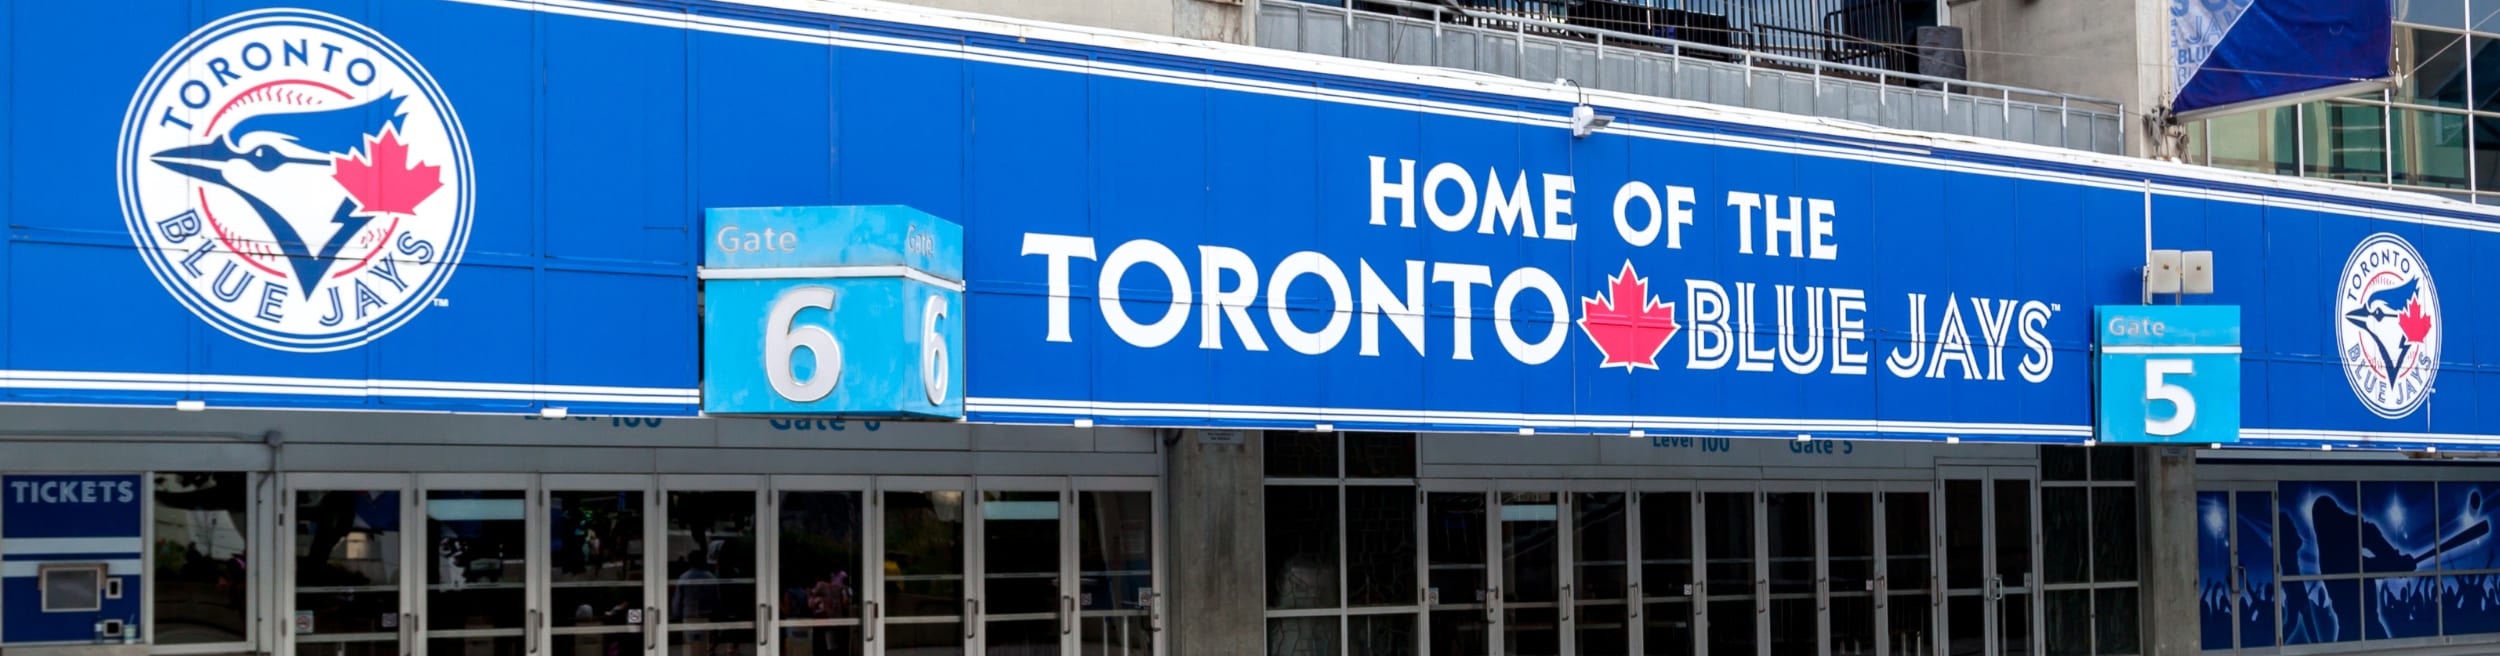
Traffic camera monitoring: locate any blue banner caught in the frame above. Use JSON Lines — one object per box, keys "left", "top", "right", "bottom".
{"left": 2171, "top": 0, "right": 2395, "bottom": 118}
{"left": 1, "top": 0, "right": 2497, "bottom": 449}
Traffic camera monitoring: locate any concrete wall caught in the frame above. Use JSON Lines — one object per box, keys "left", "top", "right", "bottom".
{"left": 884, "top": 0, "right": 1251, "bottom": 43}
{"left": 1951, "top": 0, "right": 2165, "bottom": 156}
{"left": 1167, "top": 429, "right": 1265, "bottom": 655}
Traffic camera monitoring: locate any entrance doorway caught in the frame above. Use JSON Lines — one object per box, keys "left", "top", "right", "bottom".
{"left": 1938, "top": 467, "right": 2041, "bottom": 656}
{"left": 1417, "top": 478, "right": 1966, "bottom": 656}
{"left": 282, "top": 474, "right": 1162, "bottom": 656}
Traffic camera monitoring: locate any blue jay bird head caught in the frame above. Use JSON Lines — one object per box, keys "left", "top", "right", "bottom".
{"left": 2345, "top": 278, "right": 2421, "bottom": 324}
{"left": 149, "top": 93, "right": 408, "bottom": 189}
{"left": 148, "top": 93, "right": 411, "bottom": 289}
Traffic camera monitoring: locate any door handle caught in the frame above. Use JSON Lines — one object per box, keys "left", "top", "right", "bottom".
{"left": 966, "top": 599, "right": 980, "bottom": 640}
{"left": 1143, "top": 590, "right": 1162, "bottom": 634}
{"left": 1560, "top": 583, "right": 1572, "bottom": 622}
{"left": 865, "top": 600, "right": 880, "bottom": 643}
{"left": 758, "top": 605, "right": 770, "bottom": 646}
{"left": 400, "top": 613, "right": 414, "bottom": 656}
{"left": 1062, "top": 595, "right": 1075, "bottom": 636}
{"left": 644, "top": 607, "right": 657, "bottom": 652}
{"left": 1628, "top": 583, "right": 1640, "bottom": 619}
{"left": 1484, "top": 587, "right": 1500, "bottom": 624}
{"left": 527, "top": 609, "right": 540, "bottom": 655}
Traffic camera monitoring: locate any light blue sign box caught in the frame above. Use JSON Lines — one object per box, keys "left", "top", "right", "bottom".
{"left": 702, "top": 206, "right": 965, "bottom": 418}
{"left": 705, "top": 205, "right": 964, "bottom": 280}
{"left": 2096, "top": 306, "right": 2241, "bottom": 444}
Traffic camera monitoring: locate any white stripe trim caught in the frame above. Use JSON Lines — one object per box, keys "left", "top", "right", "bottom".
{"left": 1, "top": 560, "right": 142, "bottom": 577}
{"left": 963, "top": 397, "right": 2091, "bottom": 437}
{"left": 2242, "top": 428, "right": 2500, "bottom": 445}
{"left": 0, "top": 538, "right": 143, "bottom": 555}
{"left": 0, "top": 370, "right": 698, "bottom": 405}
{"left": 699, "top": 265, "right": 966, "bottom": 291}
{"left": 2100, "top": 345, "right": 2241, "bottom": 355}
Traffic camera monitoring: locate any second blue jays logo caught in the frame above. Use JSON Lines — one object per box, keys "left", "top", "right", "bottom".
{"left": 118, "top": 9, "right": 471, "bottom": 352}
{"left": 2338, "top": 233, "right": 2440, "bottom": 420}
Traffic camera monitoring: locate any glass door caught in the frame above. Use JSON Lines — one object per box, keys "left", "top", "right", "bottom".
{"left": 771, "top": 477, "right": 869, "bottom": 656}
{"left": 419, "top": 475, "right": 537, "bottom": 656}
{"left": 289, "top": 474, "right": 412, "bottom": 656}
{"left": 1073, "top": 480, "right": 1158, "bottom": 656}
{"left": 1880, "top": 486, "right": 1935, "bottom": 656}
{"left": 662, "top": 479, "right": 762, "bottom": 656}
{"left": 1570, "top": 489, "right": 1630, "bottom": 656}
{"left": 1697, "top": 486, "right": 1757, "bottom": 656}
{"left": 545, "top": 477, "right": 654, "bottom": 656}
{"left": 1937, "top": 467, "right": 2040, "bottom": 656}
{"left": 1826, "top": 486, "right": 1875, "bottom": 656}
{"left": 1991, "top": 478, "right": 2036, "bottom": 656}
{"left": 1762, "top": 486, "right": 1817, "bottom": 656}
{"left": 1497, "top": 491, "right": 1563, "bottom": 656}
{"left": 878, "top": 478, "right": 970, "bottom": 656}
{"left": 1634, "top": 487, "right": 1695, "bottom": 656}
{"left": 976, "top": 479, "right": 1066, "bottom": 655}
{"left": 1424, "top": 488, "right": 1492, "bottom": 656}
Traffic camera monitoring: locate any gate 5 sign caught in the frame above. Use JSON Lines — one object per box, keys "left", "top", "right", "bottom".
{"left": 701, "top": 206, "right": 965, "bottom": 418}
{"left": 2096, "top": 306, "right": 2240, "bottom": 444}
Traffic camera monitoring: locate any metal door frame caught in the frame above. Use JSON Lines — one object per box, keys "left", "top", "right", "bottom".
{"left": 766, "top": 476, "right": 873, "bottom": 655}
{"left": 1690, "top": 479, "right": 1763, "bottom": 656}
{"left": 412, "top": 473, "right": 542, "bottom": 656}
{"left": 542, "top": 474, "right": 660, "bottom": 656}
{"left": 2199, "top": 480, "right": 2279, "bottom": 656}
{"left": 973, "top": 475, "right": 1074, "bottom": 655}
{"left": 281, "top": 473, "right": 417, "bottom": 656}
{"left": 874, "top": 475, "right": 974, "bottom": 656}
{"left": 1935, "top": 465, "right": 2041, "bottom": 656}
{"left": 1419, "top": 479, "right": 1494, "bottom": 656}
{"left": 1628, "top": 479, "right": 1700, "bottom": 656}
{"left": 1067, "top": 475, "right": 1162, "bottom": 656}
{"left": 1557, "top": 479, "right": 1631, "bottom": 656}
{"left": 1864, "top": 480, "right": 1934, "bottom": 656}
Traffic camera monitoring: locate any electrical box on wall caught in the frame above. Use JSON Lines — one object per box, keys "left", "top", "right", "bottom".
{"left": 3, "top": 475, "right": 144, "bottom": 646}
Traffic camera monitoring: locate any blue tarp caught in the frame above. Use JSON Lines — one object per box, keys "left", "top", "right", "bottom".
{"left": 2172, "top": 0, "right": 2394, "bottom": 118}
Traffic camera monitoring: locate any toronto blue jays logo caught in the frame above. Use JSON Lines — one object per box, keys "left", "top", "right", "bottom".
{"left": 2337, "top": 233, "right": 2439, "bottom": 419}
{"left": 118, "top": 9, "right": 471, "bottom": 352}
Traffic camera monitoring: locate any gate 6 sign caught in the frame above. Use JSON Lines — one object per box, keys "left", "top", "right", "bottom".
{"left": 701, "top": 206, "right": 964, "bottom": 418}
{"left": 2095, "top": 306, "right": 2240, "bottom": 444}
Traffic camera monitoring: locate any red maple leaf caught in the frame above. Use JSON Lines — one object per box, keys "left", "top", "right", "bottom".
{"left": 2401, "top": 298, "right": 2434, "bottom": 344}
{"left": 1576, "top": 261, "right": 1680, "bottom": 370}
{"left": 331, "top": 126, "right": 442, "bottom": 216}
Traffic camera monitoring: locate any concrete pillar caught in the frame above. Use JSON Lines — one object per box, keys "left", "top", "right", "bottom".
{"left": 1167, "top": 429, "right": 1264, "bottom": 655}
{"left": 2139, "top": 445, "right": 2198, "bottom": 654}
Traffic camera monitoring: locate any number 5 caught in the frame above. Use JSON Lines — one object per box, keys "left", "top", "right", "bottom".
{"left": 766, "top": 286, "right": 841, "bottom": 403}
{"left": 2145, "top": 358, "right": 2196, "bottom": 437}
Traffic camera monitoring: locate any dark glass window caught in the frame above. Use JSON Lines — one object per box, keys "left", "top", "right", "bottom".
{"left": 2090, "top": 446, "right": 2136, "bottom": 482}
{"left": 2093, "top": 487, "right": 2139, "bottom": 583}
{"left": 2043, "top": 446, "right": 2087, "bottom": 482}
{"left": 2043, "top": 488, "right": 2090, "bottom": 585}
{"left": 1345, "top": 432, "right": 1416, "bottom": 478}
{"left": 154, "top": 472, "right": 249, "bottom": 644}
{"left": 2401, "top": 28, "right": 2470, "bottom": 108}
{"left": 1266, "top": 486, "right": 1340, "bottom": 610}
{"left": 1266, "top": 432, "right": 1338, "bottom": 478}
{"left": 1346, "top": 486, "right": 1417, "bottom": 606}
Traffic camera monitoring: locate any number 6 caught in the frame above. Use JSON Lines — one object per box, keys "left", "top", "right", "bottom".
{"left": 922, "top": 295, "right": 950, "bottom": 405}
{"left": 765, "top": 286, "right": 840, "bottom": 403}
{"left": 2145, "top": 358, "right": 2195, "bottom": 437}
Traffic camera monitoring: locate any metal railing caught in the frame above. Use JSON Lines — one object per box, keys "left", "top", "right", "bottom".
{"left": 1258, "top": 0, "right": 2128, "bottom": 153}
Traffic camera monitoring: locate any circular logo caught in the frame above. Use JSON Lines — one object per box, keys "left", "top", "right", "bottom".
{"left": 2336, "top": 233, "right": 2440, "bottom": 419}
{"left": 118, "top": 10, "right": 471, "bottom": 352}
